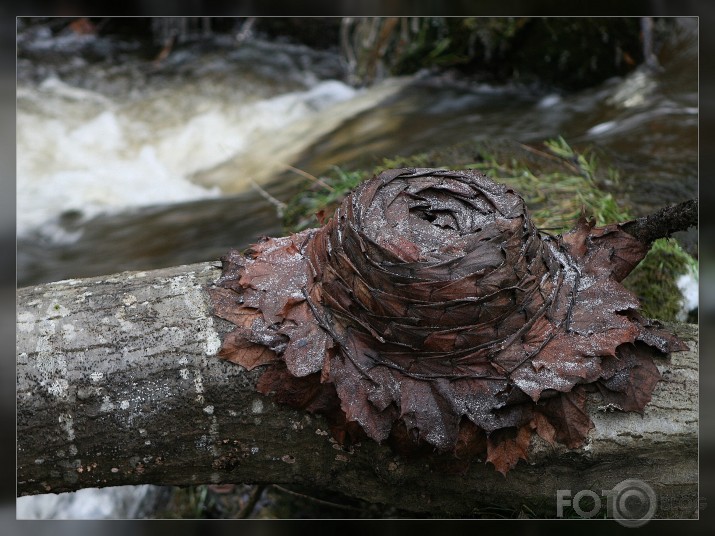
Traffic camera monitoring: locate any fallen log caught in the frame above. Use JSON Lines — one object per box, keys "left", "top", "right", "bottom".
{"left": 17, "top": 261, "right": 698, "bottom": 518}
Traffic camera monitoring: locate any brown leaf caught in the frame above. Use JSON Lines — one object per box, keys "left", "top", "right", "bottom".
{"left": 330, "top": 344, "right": 399, "bottom": 443}
{"left": 256, "top": 365, "right": 334, "bottom": 414}
{"left": 531, "top": 410, "right": 557, "bottom": 445}
{"left": 486, "top": 425, "right": 531, "bottom": 476}
{"left": 280, "top": 322, "right": 332, "bottom": 377}
{"left": 586, "top": 224, "right": 650, "bottom": 281}
{"left": 218, "top": 331, "right": 277, "bottom": 369}
{"left": 561, "top": 215, "right": 594, "bottom": 258}
{"left": 538, "top": 325, "right": 638, "bottom": 363}
{"left": 209, "top": 286, "right": 261, "bottom": 328}
{"left": 568, "top": 278, "right": 640, "bottom": 335}
{"left": 399, "top": 378, "right": 461, "bottom": 449}
{"left": 210, "top": 167, "right": 685, "bottom": 476}
{"left": 455, "top": 418, "right": 488, "bottom": 460}
{"left": 538, "top": 387, "right": 594, "bottom": 449}
{"left": 597, "top": 343, "right": 662, "bottom": 413}
{"left": 315, "top": 208, "right": 329, "bottom": 225}
{"left": 628, "top": 311, "right": 689, "bottom": 353}
{"left": 239, "top": 232, "right": 314, "bottom": 324}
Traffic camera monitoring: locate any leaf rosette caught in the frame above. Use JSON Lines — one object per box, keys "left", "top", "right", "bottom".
{"left": 210, "top": 168, "right": 686, "bottom": 474}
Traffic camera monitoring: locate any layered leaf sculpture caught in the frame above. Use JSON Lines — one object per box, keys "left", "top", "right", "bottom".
{"left": 209, "top": 168, "right": 686, "bottom": 474}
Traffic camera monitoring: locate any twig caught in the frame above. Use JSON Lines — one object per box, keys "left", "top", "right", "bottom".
{"left": 270, "top": 485, "right": 367, "bottom": 513}
{"left": 250, "top": 179, "right": 287, "bottom": 218}
{"left": 283, "top": 164, "right": 335, "bottom": 192}
{"left": 517, "top": 142, "right": 581, "bottom": 174}
{"left": 620, "top": 199, "right": 698, "bottom": 245}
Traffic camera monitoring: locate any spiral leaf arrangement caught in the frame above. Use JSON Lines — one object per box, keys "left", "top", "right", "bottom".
{"left": 210, "top": 168, "right": 685, "bottom": 474}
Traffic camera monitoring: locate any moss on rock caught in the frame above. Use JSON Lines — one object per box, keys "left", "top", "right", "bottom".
{"left": 622, "top": 238, "right": 698, "bottom": 322}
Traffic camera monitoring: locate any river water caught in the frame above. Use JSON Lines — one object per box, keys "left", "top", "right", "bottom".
{"left": 17, "top": 19, "right": 697, "bottom": 290}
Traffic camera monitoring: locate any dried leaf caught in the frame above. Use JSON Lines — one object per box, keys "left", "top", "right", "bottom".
{"left": 455, "top": 418, "right": 488, "bottom": 460}
{"left": 531, "top": 410, "right": 557, "bottom": 445}
{"left": 538, "top": 387, "right": 594, "bottom": 449}
{"left": 280, "top": 322, "right": 332, "bottom": 377}
{"left": 208, "top": 286, "right": 257, "bottom": 327}
{"left": 399, "top": 378, "right": 461, "bottom": 449}
{"left": 210, "top": 167, "right": 686, "bottom": 475}
{"left": 487, "top": 425, "right": 532, "bottom": 475}
{"left": 256, "top": 365, "right": 340, "bottom": 416}
{"left": 218, "top": 330, "right": 277, "bottom": 370}
{"left": 596, "top": 342, "right": 662, "bottom": 413}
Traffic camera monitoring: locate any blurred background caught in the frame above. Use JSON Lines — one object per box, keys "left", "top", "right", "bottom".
{"left": 14, "top": 16, "right": 698, "bottom": 287}
{"left": 4, "top": 6, "right": 712, "bottom": 533}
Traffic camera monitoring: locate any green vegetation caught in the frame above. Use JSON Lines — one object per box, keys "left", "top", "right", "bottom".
{"left": 282, "top": 166, "right": 366, "bottom": 233}
{"left": 624, "top": 238, "right": 697, "bottom": 322}
{"left": 283, "top": 137, "right": 697, "bottom": 322}
{"left": 466, "top": 136, "right": 629, "bottom": 231}
{"left": 340, "top": 17, "right": 671, "bottom": 89}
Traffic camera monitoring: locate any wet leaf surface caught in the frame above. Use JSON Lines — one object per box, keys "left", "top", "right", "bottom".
{"left": 210, "top": 168, "right": 686, "bottom": 475}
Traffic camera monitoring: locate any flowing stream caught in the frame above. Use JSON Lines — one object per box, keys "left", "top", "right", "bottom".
{"left": 17, "top": 19, "right": 697, "bottom": 288}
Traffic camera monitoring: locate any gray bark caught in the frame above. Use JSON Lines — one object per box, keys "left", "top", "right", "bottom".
{"left": 17, "top": 262, "right": 698, "bottom": 518}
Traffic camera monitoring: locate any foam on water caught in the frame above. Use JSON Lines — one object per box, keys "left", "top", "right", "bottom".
{"left": 17, "top": 105, "right": 221, "bottom": 238}
{"left": 17, "top": 74, "right": 363, "bottom": 241}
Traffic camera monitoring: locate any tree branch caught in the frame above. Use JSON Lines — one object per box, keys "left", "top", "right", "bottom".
{"left": 621, "top": 198, "right": 698, "bottom": 245}
{"left": 17, "top": 262, "right": 698, "bottom": 518}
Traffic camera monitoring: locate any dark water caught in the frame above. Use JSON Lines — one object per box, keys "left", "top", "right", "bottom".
{"left": 17, "top": 18, "right": 697, "bottom": 288}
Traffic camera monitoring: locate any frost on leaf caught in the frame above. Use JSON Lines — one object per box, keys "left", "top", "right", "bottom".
{"left": 209, "top": 168, "right": 687, "bottom": 475}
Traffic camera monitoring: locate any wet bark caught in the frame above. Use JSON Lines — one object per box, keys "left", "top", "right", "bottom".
{"left": 17, "top": 262, "right": 697, "bottom": 517}
{"left": 620, "top": 199, "right": 698, "bottom": 245}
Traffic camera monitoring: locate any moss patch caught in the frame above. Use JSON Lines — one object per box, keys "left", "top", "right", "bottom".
{"left": 622, "top": 238, "right": 697, "bottom": 322}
